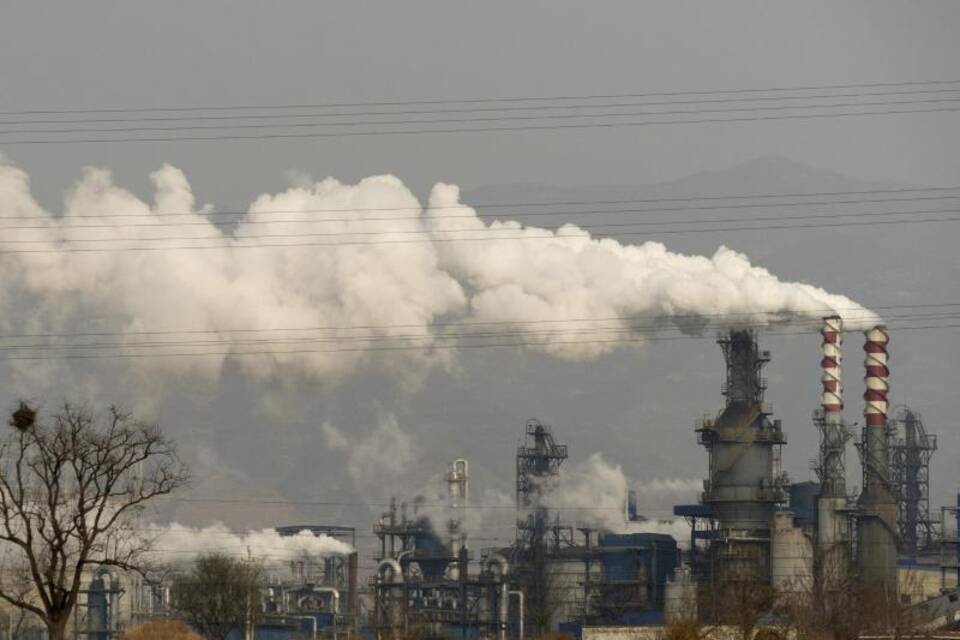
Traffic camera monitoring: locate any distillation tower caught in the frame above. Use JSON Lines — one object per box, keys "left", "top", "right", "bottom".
{"left": 696, "top": 329, "right": 788, "bottom": 591}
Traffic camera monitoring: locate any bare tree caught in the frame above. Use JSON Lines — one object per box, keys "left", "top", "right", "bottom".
{"left": 0, "top": 402, "right": 189, "bottom": 640}
{"left": 170, "top": 553, "right": 263, "bottom": 640}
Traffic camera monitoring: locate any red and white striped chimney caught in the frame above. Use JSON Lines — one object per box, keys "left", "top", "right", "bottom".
{"left": 863, "top": 325, "right": 890, "bottom": 428}
{"left": 821, "top": 316, "right": 843, "bottom": 415}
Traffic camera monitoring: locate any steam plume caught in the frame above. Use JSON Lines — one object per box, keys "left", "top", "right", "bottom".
{"left": 0, "top": 161, "right": 879, "bottom": 394}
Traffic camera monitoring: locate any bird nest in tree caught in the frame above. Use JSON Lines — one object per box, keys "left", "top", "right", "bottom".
{"left": 9, "top": 402, "right": 36, "bottom": 431}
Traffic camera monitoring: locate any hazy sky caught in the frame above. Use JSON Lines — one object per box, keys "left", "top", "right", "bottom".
{"left": 0, "top": 1, "right": 958, "bottom": 551}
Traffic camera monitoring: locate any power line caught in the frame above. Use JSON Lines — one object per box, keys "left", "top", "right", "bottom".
{"left": 5, "top": 194, "right": 960, "bottom": 232}
{"left": 3, "top": 185, "right": 956, "bottom": 221}
{"left": 4, "top": 79, "right": 958, "bottom": 115}
{"left": 4, "top": 207, "right": 958, "bottom": 244}
{"left": 6, "top": 96, "right": 960, "bottom": 137}
{"left": 3, "top": 105, "right": 959, "bottom": 145}
{"left": 5, "top": 87, "right": 960, "bottom": 127}
{"left": 1, "top": 321, "right": 955, "bottom": 363}
{"left": 1, "top": 301, "right": 950, "bottom": 341}
{"left": 166, "top": 497, "right": 629, "bottom": 512}
{"left": 1, "top": 310, "right": 955, "bottom": 354}
{"left": 2, "top": 211, "right": 958, "bottom": 254}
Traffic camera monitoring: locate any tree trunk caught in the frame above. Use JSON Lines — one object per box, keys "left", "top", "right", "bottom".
{"left": 46, "top": 613, "right": 69, "bottom": 640}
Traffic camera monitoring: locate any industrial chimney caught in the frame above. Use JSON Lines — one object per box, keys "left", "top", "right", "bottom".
{"left": 814, "top": 316, "right": 851, "bottom": 590}
{"left": 857, "top": 325, "right": 897, "bottom": 596}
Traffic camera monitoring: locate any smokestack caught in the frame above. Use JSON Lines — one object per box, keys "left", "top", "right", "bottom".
{"left": 857, "top": 325, "right": 897, "bottom": 596}
{"left": 815, "top": 316, "right": 850, "bottom": 592}
{"left": 863, "top": 326, "right": 890, "bottom": 429}
{"left": 821, "top": 316, "right": 843, "bottom": 417}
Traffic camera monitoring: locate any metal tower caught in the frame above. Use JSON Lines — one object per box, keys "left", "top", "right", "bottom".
{"left": 513, "top": 419, "right": 568, "bottom": 634}
{"left": 515, "top": 419, "right": 568, "bottom": 550}
{"left": 890, "top": 407, "right": 937, "bottom": 557}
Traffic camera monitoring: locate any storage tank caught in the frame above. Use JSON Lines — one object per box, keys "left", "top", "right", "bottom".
{"left": 771, "top": 511, "right": 814, "bottom": 594}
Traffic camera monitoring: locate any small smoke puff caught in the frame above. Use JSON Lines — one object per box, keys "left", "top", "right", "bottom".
{"left": 346, "top": 414, "right": 416, "bottom": 486}
{"left": 321, "top": 422, "right": 349, "bottom": 450}
{"left": 147, "top": 522, "right": 353, "bottom": 566}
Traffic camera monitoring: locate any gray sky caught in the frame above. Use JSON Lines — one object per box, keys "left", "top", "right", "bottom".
{"left": 0, "top": 1, "right": 958, "bottom": 551}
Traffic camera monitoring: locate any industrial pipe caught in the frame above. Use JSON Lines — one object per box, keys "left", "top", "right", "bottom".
{"left": 377, "top": 558, "right": 404, "bottom": 583}
{"left": 377, "top": 558, "right": 405, "bottom": 640}
{"left": 302, "top": 587, "right": 339, "bottom": 640}
{"left": 484, "top": 554, "right": 510, "bottom": 640}
{"left": 483, "top": 553, "right": 509, "bottom": 578}
{"left": 508, "top": 590, "right": 525, "bottom": 640}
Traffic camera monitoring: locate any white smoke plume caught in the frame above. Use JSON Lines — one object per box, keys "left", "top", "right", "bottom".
{"left": 0, "top": 160, "right": 880, "bottom": 396}
{"left": 145, "top": 523, "right": 353, "bottom": 566}
{"left": 537, "top": 453, "right": 695, "bottom": 546}
{"left": 322, "top": 414, "right": 418, "bottom": 492}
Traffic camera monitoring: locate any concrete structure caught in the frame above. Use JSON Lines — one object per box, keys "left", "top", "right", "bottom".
{"left": 771, "top": 511, "right": 814, "bottom": 594}
{"left": 857, "top": 326, "right": 898, "bottom": 597}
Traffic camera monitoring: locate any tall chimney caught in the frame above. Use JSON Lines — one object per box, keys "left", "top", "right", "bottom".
{"left": 821, "top": 316, "right": 843, "bottom": 415}
{"left": 857, "top": 325, "right": 897, "bottom": 596}
{"left": 819, "top": 315, "right": 845, "bottom": 498}
{"left": 815, "top": 316, "right": 850, "bottom": 590}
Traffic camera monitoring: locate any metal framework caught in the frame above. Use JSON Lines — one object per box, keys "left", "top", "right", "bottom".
{"left": 371, "top": 471, "right": 508, "bottom": 640}
{"left": 812, "top": 408, "right": 853, "bottom": 497}
{"left": 889, "top": 406, "right": 938, "bottom": 556}
{"left": 515, "top": 419, "right": 569, "bottom": 552}
{"left": 512, "top": 419, "right": 569, "bottom": 634}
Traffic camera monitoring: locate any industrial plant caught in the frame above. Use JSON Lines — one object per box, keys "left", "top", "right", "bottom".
{"left": 53, "top": 319, "right": 960, "bottom": 639}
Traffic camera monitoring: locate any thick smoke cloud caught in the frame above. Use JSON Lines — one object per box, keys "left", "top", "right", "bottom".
{"left": 0, "top": 160, "right": 879, "bottom": 399}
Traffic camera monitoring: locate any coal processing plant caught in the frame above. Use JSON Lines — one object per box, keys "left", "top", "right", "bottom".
{"left": 65, "top": 319, "right": 960, "bottom": 640}
{"left": 366, "top": 318, "right": 960, "bottom": 640}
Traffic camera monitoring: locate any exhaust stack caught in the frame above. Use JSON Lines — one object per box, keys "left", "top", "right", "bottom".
{"left": 815, "top": 316, "right": 850, "bottom": 590}
{"left": 857, "top": 325, "right": 897, "bottom": 595}
{"left": 821, "top": 316, "right": 843, "bottom": 417}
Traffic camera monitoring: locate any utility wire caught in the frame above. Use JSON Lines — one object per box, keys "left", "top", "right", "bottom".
{"left": 1, "top": 310, "right": 955, "bottom": 353}
{"left": 5, "top": 195, "right": 960, "bottom": 232}
{"left": 4, "top": 79, "right": 959, "bottom": 115}
{"left": 3, "top": 207, "right": 957, "bottom": 243}
{"left": 5, "top": 96, "right": 960, "bottom": 137}
{"left": 2, "top": 211, "right": 958, "bottom": 254}
{"left": 3, "top": 105, "right": 959, "bottom": 145}
{"left": 1, "top": 301, "right": 950, "bottom": 341}
{"left": 1, "top": 321, "right": 955, "bottom": 363}
{"left": 166, "top": 497, "right": 638, "bottom": 512}
{"left": 4, "top": 87, "right": 960, "bottom": 126}
{"left": 3, "top": 184, "right": 956, "bottom": 221}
